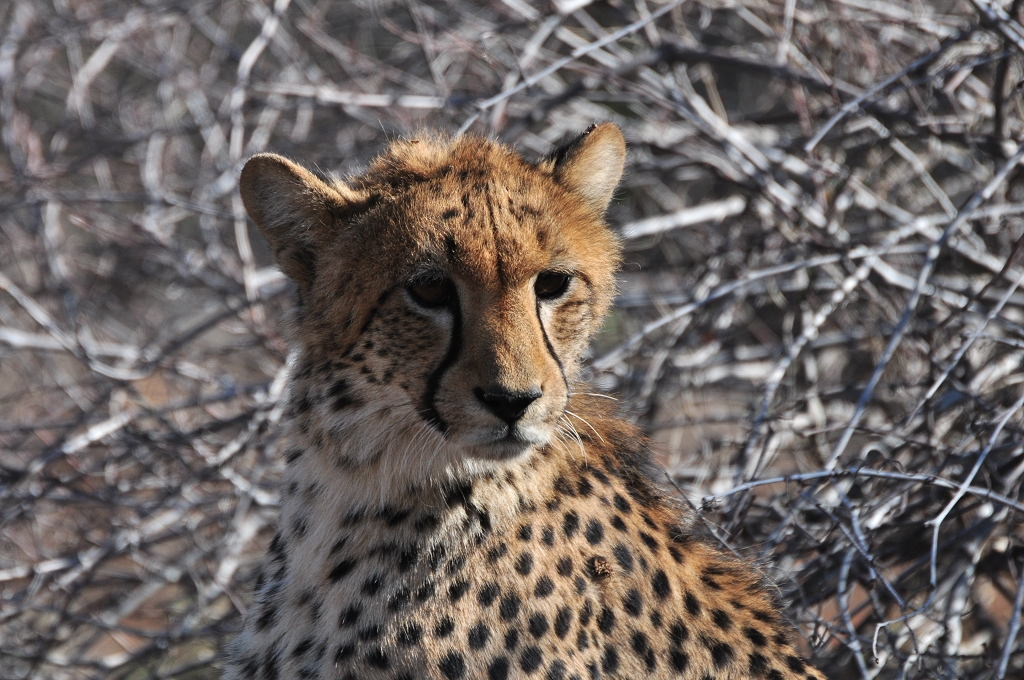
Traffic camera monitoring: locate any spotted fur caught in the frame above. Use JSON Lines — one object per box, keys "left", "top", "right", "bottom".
{"left": 224, "top": 124, "right": 826, "bottom": 680}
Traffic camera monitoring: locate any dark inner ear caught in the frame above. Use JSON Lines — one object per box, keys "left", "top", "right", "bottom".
{"left": 546, "top": 124, "right": 598, "bottom": 168}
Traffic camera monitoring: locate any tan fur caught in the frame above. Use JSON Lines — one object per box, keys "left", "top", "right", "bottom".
{"left": 224, "top": 125, "right": 826, "bottom": 680}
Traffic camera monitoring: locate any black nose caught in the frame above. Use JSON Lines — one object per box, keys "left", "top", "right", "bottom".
{"left": 474, "top": 387, "right": 542, "bottom": 423}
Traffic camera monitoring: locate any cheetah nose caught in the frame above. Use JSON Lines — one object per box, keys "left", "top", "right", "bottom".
{"left": 474, "top": 386, "right": 542, "bottom": 423}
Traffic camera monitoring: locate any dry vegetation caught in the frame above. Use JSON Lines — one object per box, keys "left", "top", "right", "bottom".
{"left": 1, "top": 0, "right": 1024, "bottom": 678}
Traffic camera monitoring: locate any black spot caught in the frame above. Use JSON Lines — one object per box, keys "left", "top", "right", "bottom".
{"left": 768, "top": 671, "right": 785, "bottom": 680}
{"left": 749, "top": 652, "right": 769, "bottom": 676}
{"left": 639, "top": 532, "right": 659, "bottom": 551}
{"left": 479, "top": 582, "right": 500, "bottom": 607}
{"left": 414, "top": 514, "right": 439, "bottom": 532}
{"left": 601, "top": 645, "right": 619, "bottom": 673}
{"left": 650, "top": 610, "right": 663, "bottom": 628}
{"left": 328, "top": 559, "right": 357, "bottom": 583}
{"left": 379, "top": 506, "right": 410, "bottom": 526}
{"left": 708, "top": 641, "right": 734, "bottom": 667}
{"left": 361, "top": 574, "right": 383, "bottom": 596}
{"left": 415, "top": 580, "right": 435, "bottom": 602}
{"left": 518, "top": 525, "right": 533, "bottom": 541}
{"left": 546, "top": 659, "right": 566, "bottom": 680}
{"left": 256, "top": 603, "right": 278, "bottom": 630}
{"left": 488, "top": 545, "right": 509, "bottom": 562}
{"left": 712, "top": 608, "right": 733, "bottom": 630}
{"left": 285, "top": 448, "right": 304, "bottom": 464}
{"left": 753, "top": 609, "right": 776, "bottom": 623}
{"left": 505, "top": 628, "right": 520, "bottom": 651}
{"left": 610, "top": 515, "right": 627, "bottom": 531}
{"left": 652, "top": 570, "right": 671, "bottom": 600}
{"left": 612, "top": 544, "right": 634, "bottom": 573}
{"left": 500, "top": 593, "right": 521, "bottom": 620}
{"left": 448, "top": 555, "right": 467, "bottom": 575}
{"left": 398, "top": 546, "right": 419, "bottom": 571}
{"left": 439, "top": 651, "right": 466, "bottom": 680}
{"left": 334, "top": 644, "right": 354, "bottom": 663}
{"left": 528, "top": 613, "right": 549, "bottom": 638}
{"left": 440, "top": 208, "right": 460, "bottom": 220}
{"left": 576, "top": 629, "right": 588, "bottom": 651}
{"left": 337, "top": 604, "right": 361, "bottom": 627}
{"left": 613, "top": 494, "right": 631, "bottom": 513}
{"left": 388, "top": 587, "right": 411, "bottom": 611}
{"left": 556, "top": 558, "right": 573, "bottom": 577}
{"left": 365, "top": 646, "right": 388, "bottom": 669}
{"left": 469, "top": 623, "right": 490, "bottom": 650}
{"left": 435, "top": 617, "right": 455, "bottom": 638}
{"left": 554, "top": 476, "right": 575, "bottom": 497}
{"left": 745, "top": 626, "right": 767, "bottom": 647}
{"left": 542, "top": 527, "right": 554, "bottom": 545}
{"left": 555, "top": 607, "right": 573, "bottom": 638}
{"left": 787, "top": 656, "right": 806, "bottom": 673}
{"left": 488, "top": 657, "right": 510, "bottom": 680}
{"left": 597, "top": 607, "right": 616, "bottom": 633}
{"left": 623, "top": 588, "right": 643, "bottom": 616}
{"left": 535, "top": 576, "right": 555, "bottom": 597}
{"left": 671, "top": 650, "right": 690, "bottom": 673}
{"left": 291, "top": 637, "right": 313, "bottom": 658}
{"left": 563, "top": 511, "right": 580, "bottom": 537}
{"left": 685, "top": 592, "right": 701, "bottom": 616}
{"left": 398, "top": 622, "right": 423, "bottom": 646}
{"left": 358, "top": 625, "right": 381, "bottom": 641}
{"left": 585, "top": 520, "right": 604, "bottom": 545}
{"left": 516, "top": 552, "right": 533, "bottom": 575}
{"left": 577, "top": 478, "right": 593, "bottom": 496}
{"left": 669, "top": 620, "right": 689, "bottom": 646}
{"left": 341, "top": 509, "right": 364, "bottom": 526}
{"left": 449, "top": 579, "right": 470, "bottom": 602}
{"left": 330, "top": 377, "right": 356, "bottom": 410}
{"left": 701, "top": 574, "right": 723, "bottom": 590}
{"left": 631, "top": 631, "right": 649, "bottom": 656}
{"left": 520, "top": 646, "right": 543, "bottom": 673}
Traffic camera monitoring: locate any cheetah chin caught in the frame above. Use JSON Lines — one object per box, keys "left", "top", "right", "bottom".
{"left": 224, "top": 124, "right": 827, "bottom": 680}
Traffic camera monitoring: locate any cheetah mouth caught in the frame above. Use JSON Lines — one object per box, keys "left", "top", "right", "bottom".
{"left": 463, "top": 426, "right": 548, "bottom": 461}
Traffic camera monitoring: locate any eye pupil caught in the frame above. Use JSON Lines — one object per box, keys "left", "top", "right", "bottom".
{"left": 407, "top": 278, "right": 455, "bottom": 308}
{"left": 535, "top": 272, "right": 571, "bottom": 300}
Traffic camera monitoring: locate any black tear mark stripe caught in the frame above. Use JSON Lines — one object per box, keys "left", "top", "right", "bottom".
{"left": 421, "top": 297, "right": 463, "bottom": 435}
{"left": 536, "top": 301, "right": 568, "bottom": 391}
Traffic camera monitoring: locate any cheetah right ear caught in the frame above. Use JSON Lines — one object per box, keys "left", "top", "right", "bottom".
{"left": 239, "top": 153, "right": 368, "bottom": 290}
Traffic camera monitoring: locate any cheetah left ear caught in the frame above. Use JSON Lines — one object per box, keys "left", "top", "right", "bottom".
{"left": 239, "top": 153, "right": 369, "bottom": 290}
{"left": 547, "top": 123, "right": 625, "bottom": 215}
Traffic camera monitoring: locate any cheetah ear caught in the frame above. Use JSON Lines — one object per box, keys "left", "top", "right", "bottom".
{"left": 239, "top": 153, "right": 367, "bottom": 290}
{"left": 548, "top": 122, "right": 625, "bottom": 215}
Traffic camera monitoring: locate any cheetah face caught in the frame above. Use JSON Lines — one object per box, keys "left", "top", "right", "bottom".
{"left": 240, "top": 125, "right": 625, "bottom": 463}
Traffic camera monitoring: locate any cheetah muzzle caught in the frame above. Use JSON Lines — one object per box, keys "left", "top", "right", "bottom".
{"left": 224, "top": 124, "right": 827, "bottom": 680}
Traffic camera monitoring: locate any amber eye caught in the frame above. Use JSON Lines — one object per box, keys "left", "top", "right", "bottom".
{"left": 535, "top": 272, "right": 571, "bottom": 300}
{"left": 407, "top": 277, "right": 456, "bottom": 308}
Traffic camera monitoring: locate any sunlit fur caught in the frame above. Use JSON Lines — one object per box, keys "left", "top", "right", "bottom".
{"left": 224, "top": 125, "right": 825, "bottom": 680}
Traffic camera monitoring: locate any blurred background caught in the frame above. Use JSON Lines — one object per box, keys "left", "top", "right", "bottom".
{"left": 1, "top": 0, "right": 1024, "bottom": 678}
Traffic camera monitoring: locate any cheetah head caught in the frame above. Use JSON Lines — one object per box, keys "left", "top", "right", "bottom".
{"left": 240, "top": 124, "right": 624, "bottom": 466}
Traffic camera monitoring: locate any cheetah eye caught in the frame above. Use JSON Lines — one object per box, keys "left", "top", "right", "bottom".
{"left": 535, "top": 272, "right": 571, "bottom": 300}
{"left": 406, "top": 277, "right": 456, "bottom": 308}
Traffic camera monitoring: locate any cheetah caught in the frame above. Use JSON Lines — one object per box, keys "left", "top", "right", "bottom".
{"left": 225, "top": 124, "right": 826, "bottom": 680}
